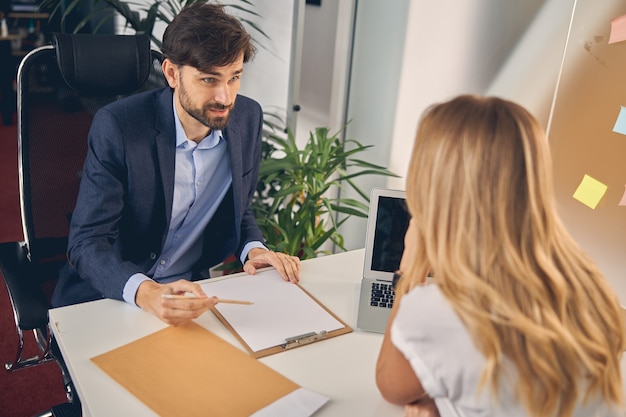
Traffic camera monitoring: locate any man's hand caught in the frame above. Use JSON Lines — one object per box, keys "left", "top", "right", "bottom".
{"left": 243, "top": 248, "right": 300, "bottom": 283}
{"left": 135, "top": 279, "right": 217, "bottom": 326}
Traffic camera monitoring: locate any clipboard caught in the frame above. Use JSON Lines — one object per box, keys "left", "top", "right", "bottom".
{"left": 202, "top": 270, "right": 353, "bottom": 358}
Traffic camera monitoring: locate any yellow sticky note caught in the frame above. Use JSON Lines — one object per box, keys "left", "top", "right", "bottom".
{"left": 573, "top": 174, "right": 608, "bottom": 209}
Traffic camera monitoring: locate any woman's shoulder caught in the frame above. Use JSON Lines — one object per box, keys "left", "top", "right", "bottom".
{"left": 398, "top": 284, "right": 453, "bottom": 319}
{"left": 393, "top": 283, "right": 474, "bottom": 349}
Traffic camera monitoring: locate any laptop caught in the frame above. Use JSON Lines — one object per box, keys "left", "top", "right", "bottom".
{"left": 356, "top": 188, "right": 410, "bottom": 333}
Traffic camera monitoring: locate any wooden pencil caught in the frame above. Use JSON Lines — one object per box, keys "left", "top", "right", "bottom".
{"left": 161, "top": 294, "right": 254, "bottom": 305}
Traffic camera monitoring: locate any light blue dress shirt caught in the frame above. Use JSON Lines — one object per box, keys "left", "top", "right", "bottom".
{"left": 122, "top": 103, "right": 266, "bottom": 305}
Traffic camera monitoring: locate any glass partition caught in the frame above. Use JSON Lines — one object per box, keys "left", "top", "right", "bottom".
{"left": 547, "top": 0, "right": 626, "bottom": 301}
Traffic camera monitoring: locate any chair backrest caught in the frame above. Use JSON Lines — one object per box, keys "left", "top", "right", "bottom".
{"left": 17, "top": 34, "right": 167, "bottom": 263}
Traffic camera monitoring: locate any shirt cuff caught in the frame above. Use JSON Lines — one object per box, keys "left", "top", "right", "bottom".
{"left": 240, "top": 241, "right": 268, "bottom": 265}
{"left": 123, "top": 273, "right": 153, "bottom": 307}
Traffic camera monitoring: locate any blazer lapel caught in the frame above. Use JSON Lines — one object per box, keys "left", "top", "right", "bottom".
{"left": 224, "top": 121, "right": 243, "bottom": 226}
{"left": 154, "top": 89, "right": 176, "bottom": 230}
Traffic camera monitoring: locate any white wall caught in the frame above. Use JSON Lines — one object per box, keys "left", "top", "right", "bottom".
{"left": 236, "top": 0, "right": 295, "bottom": 123}
{"left": 339, "top": 0, "right": 574, "bottom": 251}
{"left": 387, "top": 0, "right": 549, "bottom": 192}
{"left": 340, "top": 0, "right": 411, "bottom": 250}
{"left": 487, "top": 0, "right": 575, "bottom": 128}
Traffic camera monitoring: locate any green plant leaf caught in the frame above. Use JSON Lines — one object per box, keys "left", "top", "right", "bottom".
{"left": 254, "top": 125, "right": 397, "bottom": 260}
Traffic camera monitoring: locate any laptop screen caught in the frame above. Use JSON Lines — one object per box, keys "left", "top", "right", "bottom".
{"left": 363, "top": 188, "right": 410, "bottom": 280}
{"left": 372, "top": 197, "right": 410, "bottom": 273}
{"left": 371, "top": 196, "right": 410, "bottom": 273}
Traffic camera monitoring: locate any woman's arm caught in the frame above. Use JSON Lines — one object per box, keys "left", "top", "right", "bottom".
{"left": 377, "top": 218, "right": 438, "bottom": 412}
{"left": 376, "top": 300, "right": 427, "bottom": 405}
{"left": 376, "top": 302, "right": 440, "bottom": 417}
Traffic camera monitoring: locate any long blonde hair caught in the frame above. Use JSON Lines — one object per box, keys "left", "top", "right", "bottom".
{"left": 398, "top": 95, "right": 624, "bottom": 416}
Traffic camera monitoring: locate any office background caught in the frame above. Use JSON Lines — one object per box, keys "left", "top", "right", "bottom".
{"left": 228, "top": 0, "right": 626, "bottom": 308}
{"left": 4, "top": 1, "right": 626, "bottom": 415}
{"left": 124, "top": 0, "right": 626, "bottom": 301}
{"left": 130, "top": 0, "right": 569, "bottom": 252}
{"left": 6, "top": 0, "right": 619, "bottom": 298}
{"left": 340, "top": 0, "right": 569, "bottom": 250}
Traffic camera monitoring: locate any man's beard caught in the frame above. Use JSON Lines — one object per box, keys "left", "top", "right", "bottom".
{"left": 179, "top": 83, "right": 234, "bottom": 130}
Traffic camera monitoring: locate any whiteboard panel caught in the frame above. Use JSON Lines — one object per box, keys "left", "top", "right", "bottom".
{"left": 548, "top": 0, "right": 626, "bottom": 301}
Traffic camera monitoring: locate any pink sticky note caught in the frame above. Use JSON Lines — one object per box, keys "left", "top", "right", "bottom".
{"left": 609, "top": 14, "right": 626, "bottom": 44}
{"left": 619, "top": 185, "right": 626, "bottom": 206}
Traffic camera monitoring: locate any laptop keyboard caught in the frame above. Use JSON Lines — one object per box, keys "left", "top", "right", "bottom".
{"left": 370, "top": 282, "right": 395, "bottom": 308}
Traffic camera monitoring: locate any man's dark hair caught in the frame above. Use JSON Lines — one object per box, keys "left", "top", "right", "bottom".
{"left": 161, "top": 2, "right": 256, "bottom": 71}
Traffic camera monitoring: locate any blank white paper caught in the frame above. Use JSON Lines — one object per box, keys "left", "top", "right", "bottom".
{"left": 251, "top": 387, "right": 329, "bottom": 417}
{"left": 201, "top": 270, "right": 345, "bottom": 353}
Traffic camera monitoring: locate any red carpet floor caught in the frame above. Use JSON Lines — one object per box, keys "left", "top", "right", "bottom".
{"left": 0, "top": 116, "right": 69, "bottom": 417}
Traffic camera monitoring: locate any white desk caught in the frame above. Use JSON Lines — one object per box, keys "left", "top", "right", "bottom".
{"left": 49, "top": 249, "right": 403, "bottom": 417}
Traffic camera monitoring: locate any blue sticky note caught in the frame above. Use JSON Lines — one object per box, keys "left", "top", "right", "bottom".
{"left": 613, "top": 106, "right": 626, "bottom": 135}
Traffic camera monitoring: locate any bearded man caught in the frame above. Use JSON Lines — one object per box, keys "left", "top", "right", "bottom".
{"left": 53, "top": 2, "right": 300, "bottom": 325}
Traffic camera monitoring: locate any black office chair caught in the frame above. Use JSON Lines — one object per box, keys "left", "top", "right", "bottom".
{"left": 0, "top": 33, "right": 166, "bottom": 417}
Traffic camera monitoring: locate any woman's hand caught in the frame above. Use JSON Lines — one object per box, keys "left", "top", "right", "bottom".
{"left": 404, "top": 398, "right": 440, "bottom": 417}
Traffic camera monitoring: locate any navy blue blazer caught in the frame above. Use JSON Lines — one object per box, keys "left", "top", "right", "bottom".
{"left": 52, "top": 88, "right": 265, "bottom": 307}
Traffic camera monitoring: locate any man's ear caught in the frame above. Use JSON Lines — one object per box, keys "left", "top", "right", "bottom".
{"left": 161, "top": 59, "right": 179, "bottom": 89}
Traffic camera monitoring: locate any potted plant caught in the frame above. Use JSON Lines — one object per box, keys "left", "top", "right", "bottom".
{"left": 253, "top": 126, "right": 397, "bottom": 260}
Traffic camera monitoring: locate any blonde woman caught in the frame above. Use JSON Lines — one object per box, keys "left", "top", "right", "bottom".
{"left": 376, "top": 95, "right": 624, "bottom": 417}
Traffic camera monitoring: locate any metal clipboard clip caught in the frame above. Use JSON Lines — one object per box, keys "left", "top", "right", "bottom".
{"left": 281, "top": 330, "right": 328, "bottom": 350}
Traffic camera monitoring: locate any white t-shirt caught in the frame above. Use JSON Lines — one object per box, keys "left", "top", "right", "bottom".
{"left": 391, "top": 284, "right": 622, "bottom": 417}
